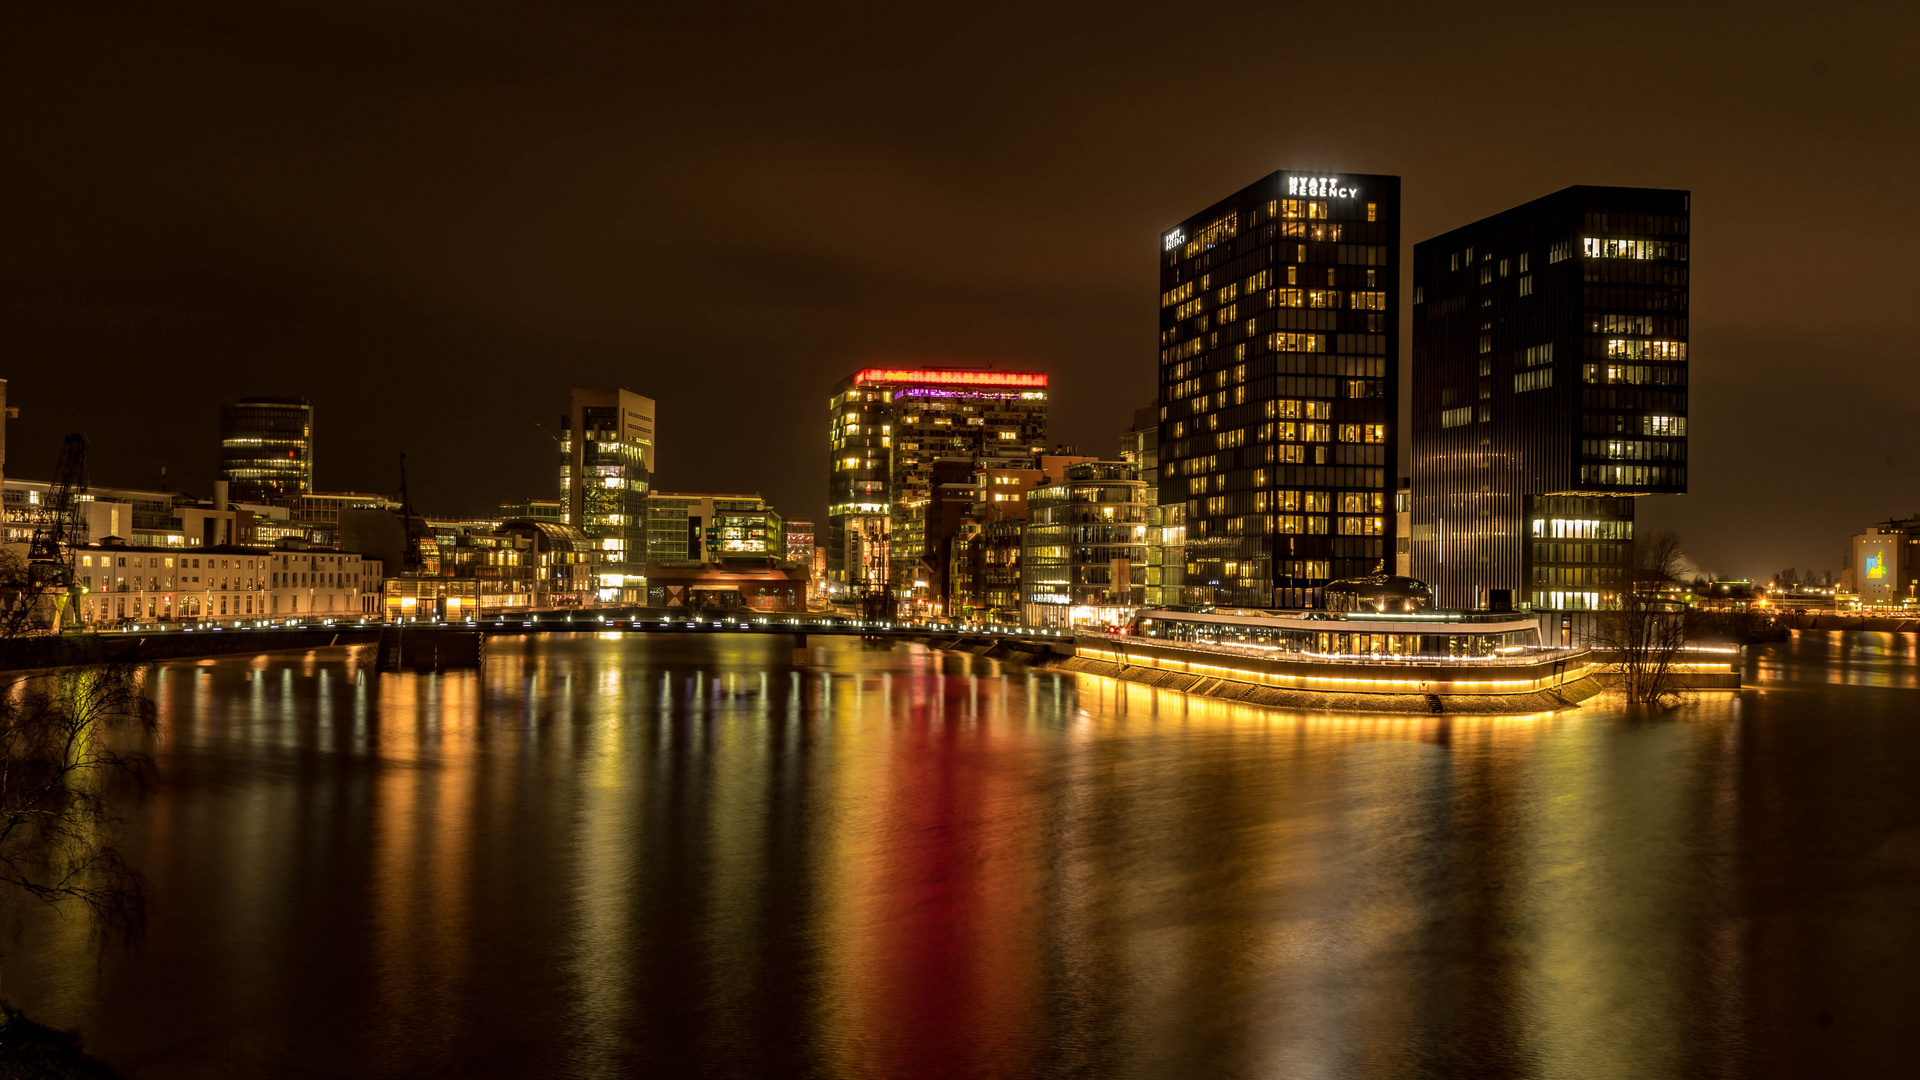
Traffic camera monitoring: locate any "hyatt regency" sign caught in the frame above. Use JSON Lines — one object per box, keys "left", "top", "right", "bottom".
{"left": 1288, "top": 176, "right": 1359, "bottom": 198}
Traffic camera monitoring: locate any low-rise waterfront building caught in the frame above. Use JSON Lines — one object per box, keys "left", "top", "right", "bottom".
{"left": 498, "top": 497, "right": 564, "bottom": 523}
{"left": 644, "top": 558, "right": 809, "bottom": 613}
{"left": 73, "top": 540, "right": 378, "bottom": 624}
{"left": 1848, "top": 518, "right": 1920, "bottom": 609}
{"left": 292, "top": 491, "right": 401, "bottom": 545}
{"left": 5, "top": 478, "right": 283, "bottom": 550}
{"left": 646, "top": 492, "right": 784, "bottom": 564}
{"left": 382, "top": 519, "right": 599, "bottom": 619}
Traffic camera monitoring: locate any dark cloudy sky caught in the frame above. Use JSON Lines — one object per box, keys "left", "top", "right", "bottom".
{"left": 4, "top": 2, "right": 1915, "bottom": 579}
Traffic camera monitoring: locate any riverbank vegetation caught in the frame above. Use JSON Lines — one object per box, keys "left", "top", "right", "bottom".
{"left": 0, "top": 1001, "right": 122, "bottom": 1079}
{"left": 0, "top": 554, "right": 153, "bottom": 1079}
{"left": 1590, "top": 530, "right": 1691, "bottom": 707}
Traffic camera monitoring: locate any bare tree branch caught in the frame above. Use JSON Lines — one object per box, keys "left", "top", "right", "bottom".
{"left": 0, "top": 546, "right": 158, "bottom": 948}
{"left": 1588, "top": 530, "right": 1691, "bottom": 708}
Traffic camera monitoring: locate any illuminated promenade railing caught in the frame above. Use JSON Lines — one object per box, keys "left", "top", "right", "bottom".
{"left": 81, "top": 612, "right": 1075, "bottom": 642}
{"left": 1077, "top": 635, "right": 1597, "bottom": 696}
{"left": 1128, "top": 635, "right": 1592, "bottom": 669}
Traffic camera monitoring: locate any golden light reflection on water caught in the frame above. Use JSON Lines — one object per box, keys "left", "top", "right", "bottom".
{"left": 0, "top": 633, "right": 1916, "bottom": 1078}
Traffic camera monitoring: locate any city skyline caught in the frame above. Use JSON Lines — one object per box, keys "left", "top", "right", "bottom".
{"left": 3, "top": 10, "right": 1918, "bottom": 1076}
{"left": 4, "top": 6, "right": 1916, "bottom": 583}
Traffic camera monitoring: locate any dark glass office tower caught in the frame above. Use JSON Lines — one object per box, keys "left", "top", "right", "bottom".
{"left": 1410, "top": 186, "right": 1689, "bottom": 611}
{"left": 219, "top": 397, "right": 313, "bottom": 503}
{"left": 1157, "top": 171, "right": 1400, "bottom": 609}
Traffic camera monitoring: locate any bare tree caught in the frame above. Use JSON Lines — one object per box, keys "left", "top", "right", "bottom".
{"left": 0, "top": 552, "right": 158, "bottom": 944}
{"left": 1588, "top": 530, "right": 1690, "bottom": 707}
{"left": 0, "top": 664, "right": 157, "bottom": 943}
{"left": 1635, "top": 530, "right": 1686, "bottom": 588}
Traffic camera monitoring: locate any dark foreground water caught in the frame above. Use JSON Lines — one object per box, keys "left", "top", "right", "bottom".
{"left": 6, "top": 631, "right": 1920, "bottom": 1079}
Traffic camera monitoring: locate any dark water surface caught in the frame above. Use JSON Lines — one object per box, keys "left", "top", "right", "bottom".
{"left": 7, "top": 631, "right": 1920, "bottom": 1078}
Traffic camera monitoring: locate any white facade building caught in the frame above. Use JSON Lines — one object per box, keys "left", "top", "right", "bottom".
{"left": 75, "top": 541, "right": 381, "bottom": 625}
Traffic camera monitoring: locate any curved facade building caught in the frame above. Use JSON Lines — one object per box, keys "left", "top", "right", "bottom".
{"left": 219, "top": 397, "right": 313, "bottom": 504}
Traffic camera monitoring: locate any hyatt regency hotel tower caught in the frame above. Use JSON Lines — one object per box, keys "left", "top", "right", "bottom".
{"left": 1410, "top": 186, "right": 1690, "bottom": 612}
{"left": 1158, "top": 171, "right": 1400, "bottom": 609}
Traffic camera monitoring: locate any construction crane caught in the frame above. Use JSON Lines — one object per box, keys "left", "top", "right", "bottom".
{"left": 398, "top": 452, "right": 422, "bottom": 573}
{"left": 27, "top": 434, "right": 89, "bottom": 629}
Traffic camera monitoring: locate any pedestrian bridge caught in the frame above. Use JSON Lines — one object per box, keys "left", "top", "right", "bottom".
{"left": 451, "top": 610, "right": 1071, "bottom": 645}
{"left": 47, "top": 610, "right": 1078, "bottom": 671}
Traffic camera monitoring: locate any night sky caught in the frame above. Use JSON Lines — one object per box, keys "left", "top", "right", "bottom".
{"left": 4, "top": 3, "right": 1914, "bottom": 580}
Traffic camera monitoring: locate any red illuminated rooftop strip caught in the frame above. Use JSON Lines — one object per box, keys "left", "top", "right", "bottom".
{"left": 852, "top": 368, "right": 1047, "bottom": 389}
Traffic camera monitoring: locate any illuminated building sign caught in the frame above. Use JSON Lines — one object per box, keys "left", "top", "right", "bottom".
{"left": 1163, "top": 228, "right": 1185, "bottom": 251}
{"left": 892, "top": 388, "right": 1029, "bottom": 400}
{"left": 1288, "top": 176, "right": 1359, "bottom": 198}
{"left": 1866, "top": 551, "right": 1887, "bottom": 579}
{"left": 852, "top": 369, "right": 1048, "bottom": 390}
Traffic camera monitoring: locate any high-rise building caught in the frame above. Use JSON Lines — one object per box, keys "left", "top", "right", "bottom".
{"left": 561, "top": 388, "right": 655, "bottom": 602}
{"left": 1410, "top": 186, "right": 1689, "bottom": 612}
{"left": 1158, "top": 171, "right": 1400, "bottom": 609}
{"left": 826, "top": 368, "right": 1049, "bottom": 603}
{"left": 219, "top": 397, "right": 313, "bottom": 503}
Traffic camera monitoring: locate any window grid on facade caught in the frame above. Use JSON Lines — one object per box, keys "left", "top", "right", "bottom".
{"left": 1409, "top": 185, "right": 1689, "bottom": 611}
{"left": 1157, "top": 172, "right": 1400, "bottom": 609}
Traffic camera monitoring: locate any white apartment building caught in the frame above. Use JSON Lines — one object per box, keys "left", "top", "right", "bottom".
{"left": 75, "top": 541, "right": 381, "bottom": 625}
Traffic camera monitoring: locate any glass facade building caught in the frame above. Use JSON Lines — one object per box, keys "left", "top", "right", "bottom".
{"left": 1020, "top": 460, "right": 1149, "bottom": 629}
{"left": 826, "top": 368, "right": 1049, "bottom": 601}
{"left": 646, "top": 492, "right": 783, "bottom": 565}
{"left": 561, "top": 388, "right": 655, "bottom": 603}
{"left": 1121, "top": 404, "right": 1184, "bottom": 609}
{"left": 1410, "top": 186, "right": 1689, "bottom": 611}
{"left": 783, "top": 518, "right": 814, "bottom": 564}
{"left": 219, "top": 397, "right": 313, "bottom": 504}
{"left": 1158, "top": 171, "right": 1400, "bottom": 609}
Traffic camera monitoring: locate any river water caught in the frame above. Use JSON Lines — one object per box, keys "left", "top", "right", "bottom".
{"left": 6, "top": 631, "right": 1919, "bottom": 1078}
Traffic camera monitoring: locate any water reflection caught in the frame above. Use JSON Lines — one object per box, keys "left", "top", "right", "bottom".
{"left": 3, "top": 631, "right": 1917, "bottom": 1077}
{"left": 1749, "top": 629, "right": 1920, "bottom": 689}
